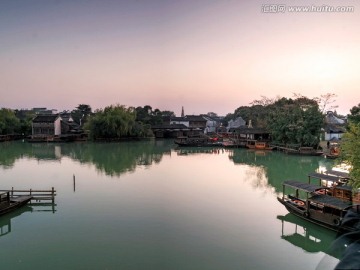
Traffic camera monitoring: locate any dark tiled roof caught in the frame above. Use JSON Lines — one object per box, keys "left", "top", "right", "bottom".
{"left": 151, "top": 124, "right": 188, "bottom": 129}
{"left": 32, "top": 114, "right": 59, "bottom": 123}
{"left": 185, "top": 115, "right": 207, "bottom": 122}
{"left": 171, "top": 117, "right": 187, "bottom": 121}
{"left": 325, "top": 124, "right": 346, "bottom": 133}
{"left": 231, "top": 127, "right": 269, "bottom": 134}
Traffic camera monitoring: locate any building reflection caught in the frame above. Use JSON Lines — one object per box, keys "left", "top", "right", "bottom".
{"left": 0, "top": 140, "right": 173, "bottom": 177}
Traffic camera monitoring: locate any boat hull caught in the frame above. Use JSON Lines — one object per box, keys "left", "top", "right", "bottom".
{"left": 0, "top": 196, "right": 33, "bottom": 216}
{"left": 277, "top": 197, "right": 354, "bottom": 233}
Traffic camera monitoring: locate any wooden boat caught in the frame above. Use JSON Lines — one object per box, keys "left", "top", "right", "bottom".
{"left": 285, "top": 146, "right": 323, "bottom": 156}
{"left": 174, "top": 135, "right": 222, "bottom": 147}
{"left": 246, "top": 140, "right": 273, "bottom": 150}
{"left": 0, "top": 191, "right": 33, "bottom": 216}
{"left": 222, "top": 138, "right": 238, "bottom": 148}
{"left": 307, "top": 172, "right": 360, "bottom": 203}
{"left": 277, "top": 180, "right": 360, "bottom": 232}
{"left": 324, "top": 145, "right": 341, "bottom": 159}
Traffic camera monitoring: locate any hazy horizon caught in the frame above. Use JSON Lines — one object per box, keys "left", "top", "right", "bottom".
{"left": 1, "top": 0, "right": 359, "bottom": 116}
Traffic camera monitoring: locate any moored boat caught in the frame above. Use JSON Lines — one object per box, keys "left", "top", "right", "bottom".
{"left": 285, "top": 147, "right": 323, "bottom": 156}
{"left": 277, "top": 180, "right": 360, "bottom": 232}
{"left": 174, "top": 135, "right": 222, "bottom": 147}
{"left": 0, "top": 191, "right": 33, "bottom": 216}
{"left": 307, "top": 172, "right": 360, "bottom": 203}
{"left": 246, "top": 140, "right": 273, "bottom": 150}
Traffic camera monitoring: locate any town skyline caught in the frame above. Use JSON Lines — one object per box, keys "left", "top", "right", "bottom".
{"left": 1, "top": 0, "right": 359, "bottom": 116}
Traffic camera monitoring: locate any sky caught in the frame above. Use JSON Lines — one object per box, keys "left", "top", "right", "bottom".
{"left": 1, "top": 0, "right": 359, "bottom": 116}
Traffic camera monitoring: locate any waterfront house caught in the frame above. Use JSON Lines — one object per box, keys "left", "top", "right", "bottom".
{"left": 228, "top": 126, "right": 271, "bottom": 141}
{"left": 170, "top": 115, "right": 207, "bottom": 130}
{"left": 324, "top": 111, "right": 346, "bottom": 140}
{"left": 170, "top": 117, "right": 189, "bottom": 127}
{"left": 32, "top": 115, "right": 62, "bottom": 137}
{"left": 202, "top": 115, "right": 224, "bottom": 134}
{"left": 151, "top": 124, "right": 188, "bottom": 138}
{"left": 227, "top": 117, "right": 246, "bottom": 131}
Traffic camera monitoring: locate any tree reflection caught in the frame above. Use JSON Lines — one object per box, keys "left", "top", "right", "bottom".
{"left": 228, "top": 149, "right": 334, "bottom": 193}
{"left": 0, "top": 140, "right": 173, "bottom": 177}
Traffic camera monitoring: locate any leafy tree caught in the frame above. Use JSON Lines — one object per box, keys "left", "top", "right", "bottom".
{"left": 0, "top": 108, "right": 20, "bottom": 135}
{"left": 135, "top": 106, "right": 174, "bottom": 126}
{"left": 339, "top": 122, "right": 360, "bottom": 189}
{"left": 14, "top": 109, "right": 36, "bottom": 136}
{"left": 71, "top": 104, "right": 92, "bottom": 126}
{"left": 348, "top": 103, "right": 360, "bottom": 125}
{"left": 86, "top": 104, "right": 153, "bottom": 139}
{"left": 266, "top": 97, "right": 323, "bottom": 147}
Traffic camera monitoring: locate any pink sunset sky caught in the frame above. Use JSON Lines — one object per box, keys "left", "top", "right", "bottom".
{"left": 1, "top": 0, "right": 359, "bottom": 116}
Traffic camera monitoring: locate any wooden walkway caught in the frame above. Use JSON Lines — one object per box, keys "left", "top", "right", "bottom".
{"left": 0, "top": 188, "right": 56, "bottom": 203}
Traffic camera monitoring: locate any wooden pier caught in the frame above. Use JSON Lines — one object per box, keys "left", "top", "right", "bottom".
{"left": 0, "top": 187, "right": 56, "bottom": 203}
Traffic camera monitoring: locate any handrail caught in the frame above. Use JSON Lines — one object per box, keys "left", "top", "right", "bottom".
{"left": 0, "top": 188, "right": 56, "bottom": 202}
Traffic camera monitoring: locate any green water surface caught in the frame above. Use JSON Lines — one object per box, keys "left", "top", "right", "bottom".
{"left": 0, "top": 140, "right": 338, "bottom": 270}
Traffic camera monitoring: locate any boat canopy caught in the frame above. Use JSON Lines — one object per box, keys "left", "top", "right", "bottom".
{"left": 283, "top": 180, "right": 322, "bottom": 193}
{"left": 308, "top": 172, "right": 342, "bottom": 183}
{"left": 334, "top": 185, "right": 353, "bottom": 191}
{"left": 324, "top": 170, "right": 350, "bottom": 179}
{"left": 309, "top": 194, "right": 352, "bottom": 210}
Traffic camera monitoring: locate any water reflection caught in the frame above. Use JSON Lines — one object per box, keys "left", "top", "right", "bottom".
{"left": 175, "top": 147, "right": 224, "bottom": 156}
{"left": 0, "top": 140, "right": 173, "bottom": 177}
{"left": 0, "top": 141, "right": 341, "bottom": 269}
{"left": 229, "top": 149, "right": 334, "bottom": 192}
{"left": 278, "top": 213, "right": 338, "bottom": 255}
{"left": 0, "top": 202, "right": 56, "bottom": 239}
{"left": 1, "top": 141, "right": 335, "bottom": 183}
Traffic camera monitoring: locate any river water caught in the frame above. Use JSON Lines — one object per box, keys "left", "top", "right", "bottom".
{"left": 0, "top": 140, "right": 339, "bottom": 270}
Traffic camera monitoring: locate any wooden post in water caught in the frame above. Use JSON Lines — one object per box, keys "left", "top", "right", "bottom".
{"left": 73, "top": 174, "right": 76, "bottom": 192}
{"left": 52, "top": 187, "right": 55, "bottom": 203}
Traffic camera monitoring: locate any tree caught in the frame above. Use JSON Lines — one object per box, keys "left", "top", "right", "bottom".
{"left": 339, "top": 122, "right": 360, "bottom": 189}
{"left": 135, "top": 106, "right": 174, "bottom": 126}
{"left": 266, "top": 97, "right": 323, "bottom": 147}
{"left": 71, "top": 104, "right": 92, "bottom": 126}
{"left": 348, "top": 103, "right": 360, "bottom": 125}
{"left": 0, "top": 108, "right": 20, "bottom": 135}
{"left": 313, "top": 93, "right": 338, "bottom": 114}
{"left": 86, "top": 104, "right": 153, "bottom": 139}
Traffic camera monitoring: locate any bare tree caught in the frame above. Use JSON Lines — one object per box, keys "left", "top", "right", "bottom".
{"left": 314, "top": 93, "right": 338, "bottom": 114}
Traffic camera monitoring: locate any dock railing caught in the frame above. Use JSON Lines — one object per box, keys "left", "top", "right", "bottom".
{"left": 0, "top": 187, "right": 56, "bottom": 203}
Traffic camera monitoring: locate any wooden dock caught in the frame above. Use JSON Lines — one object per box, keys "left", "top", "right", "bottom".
{"left": 0, "top": 187, "right": 56, "bottom": 203}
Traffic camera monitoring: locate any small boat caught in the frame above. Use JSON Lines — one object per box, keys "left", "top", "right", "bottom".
{"left": 285, "top": 147, "right": 323, "bottom": 156}
{"left": 222, "top": 139, "right": 237, "bottom": 148}
{"left": 324, "top": 145, "right": 341, "bottom": 159}
{"left": 277, "top": 180, "right": 360, "bottom": 232}
{"left": 308, "top": 172, "right": 360, "bottom": 203}
{"left": 0, "top": 191, "right": 33, "bottom": 216}
{"left": 174, "top": 135, "right": 222, "bottom": 147}
{"left": 246, "top": 140, "right": 273, "bottom": 150}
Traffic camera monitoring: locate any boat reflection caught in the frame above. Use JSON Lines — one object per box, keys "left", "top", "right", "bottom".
{"left": 0, "top": 202, "right": 56, "bottom": 238}
{"left": 175, "top": 147, "right": 224, "bottom": 156}
{"left": 278, "top": 213, "right": 339, "bottom": 256}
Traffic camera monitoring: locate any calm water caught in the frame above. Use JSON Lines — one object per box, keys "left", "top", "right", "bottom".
{"left": 0, "top": 140, "right": 339, "bottom": 270}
